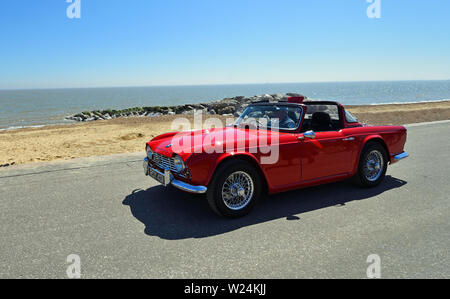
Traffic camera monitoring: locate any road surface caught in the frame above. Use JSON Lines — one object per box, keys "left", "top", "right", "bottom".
{"left": 0, "top": 121, "right": 449, "bottom": 278}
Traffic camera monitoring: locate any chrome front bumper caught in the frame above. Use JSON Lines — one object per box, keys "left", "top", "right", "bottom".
{"left": 393, "top": 151, "right": 409, "bottom": 162}
{"left": 143, "top": 158, "right": 207, "bottom": 194}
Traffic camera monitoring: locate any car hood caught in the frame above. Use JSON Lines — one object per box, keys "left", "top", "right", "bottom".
{"left": 147, "top": 127, "right": 288, "bottom": 160}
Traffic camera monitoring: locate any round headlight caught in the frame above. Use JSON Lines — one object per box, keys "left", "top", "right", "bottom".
{"left": 173, "top": 155, "right": 186, "bottom": 172}
{"left": 146, "top": 145, "right": 153, "bottom": 159}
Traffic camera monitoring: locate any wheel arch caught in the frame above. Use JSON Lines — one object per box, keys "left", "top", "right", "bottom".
{"left": 353, "top": 136, "right": 391, "bottom": 174}
{"left": 208, "top": 153, "right": 269, "bottom": 192}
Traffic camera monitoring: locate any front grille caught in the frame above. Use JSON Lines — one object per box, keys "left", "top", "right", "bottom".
{"left": 151, "top": 152, "right": 177, "bottom": 172}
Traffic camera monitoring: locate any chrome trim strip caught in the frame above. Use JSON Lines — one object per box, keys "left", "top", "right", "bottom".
{"left": 171, "top": 179, "right": 207, "bottom": 194}
{"left": 393, "top": 152, "right": 409, "bottom": 162}
{"left": 143, "top": 158, "right": 207, "bottom": 194}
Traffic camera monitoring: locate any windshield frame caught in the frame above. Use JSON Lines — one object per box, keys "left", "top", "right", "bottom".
{"left": 345, "top": 110, "right": 359, "bottom": 123}
{"left": 234, "top": 103, "right": 305, "bottom": 132}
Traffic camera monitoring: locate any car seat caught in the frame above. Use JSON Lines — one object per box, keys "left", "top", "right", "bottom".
{"left": 311, "top": 112, "right": 333, "bottom": 132}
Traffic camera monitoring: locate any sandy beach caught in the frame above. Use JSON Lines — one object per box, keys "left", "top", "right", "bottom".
{"left": 1, "top": 101, "right": 449, "bottom": 167}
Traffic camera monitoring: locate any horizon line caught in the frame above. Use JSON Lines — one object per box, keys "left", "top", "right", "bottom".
{"left": 1, "top": 78, "right": 449, "bottom": 91}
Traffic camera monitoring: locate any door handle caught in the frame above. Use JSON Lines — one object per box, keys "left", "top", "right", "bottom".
{"left": 342, "top": 137, "right": 355, "bottom": 141}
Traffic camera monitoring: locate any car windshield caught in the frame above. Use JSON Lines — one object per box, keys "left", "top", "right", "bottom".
{"left": 345, "top": 110, "right": 359, "bottom": 123}
{"left": 234, "top": 104, "right": 303, "bottom": 130}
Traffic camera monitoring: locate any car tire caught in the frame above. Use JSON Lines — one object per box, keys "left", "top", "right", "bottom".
{"left": 354, "top": 142, "right": 388, "bottom": 187}
{"left": 206, "top": 159, "right": 262, "bottom": 218}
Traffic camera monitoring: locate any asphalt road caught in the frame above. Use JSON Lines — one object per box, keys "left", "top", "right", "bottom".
{"left": 0, "top": 121, "right": 449, "bottom": 279}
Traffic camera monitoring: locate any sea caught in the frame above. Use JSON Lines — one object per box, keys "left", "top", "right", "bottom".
{"left": 0, "top": 80, "right": 449, "bottom": 130}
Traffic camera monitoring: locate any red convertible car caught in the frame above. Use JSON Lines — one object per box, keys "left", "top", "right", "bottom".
{"left": 143, "top": 97, "right": 408, "bottom": 218}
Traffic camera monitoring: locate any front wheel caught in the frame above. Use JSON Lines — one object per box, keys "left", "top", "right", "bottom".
{"left": 206, "top": 159, "right": 262, "bottom": 218}
{"left": 354, "top": 142, "right": 388, "bottom": 187}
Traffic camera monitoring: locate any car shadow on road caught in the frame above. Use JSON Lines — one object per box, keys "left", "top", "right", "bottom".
{"left": 122, "top": 175, "right": 407, "bottom": 240}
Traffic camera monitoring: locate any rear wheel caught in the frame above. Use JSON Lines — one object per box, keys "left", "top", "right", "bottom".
{"left": 207, "top": 159, "right": 262, "bottom": 218}
{"left": 354, "top": 142, "right": 388, "bottom": 187}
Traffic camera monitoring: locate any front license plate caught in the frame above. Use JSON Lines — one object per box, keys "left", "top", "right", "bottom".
{"left": 149, "top": 168, "right": 166, "bottom": 185}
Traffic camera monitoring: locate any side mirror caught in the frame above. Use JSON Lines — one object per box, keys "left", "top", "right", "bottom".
{"left": 303, "top": 130, "right": 316, "bottom": 139}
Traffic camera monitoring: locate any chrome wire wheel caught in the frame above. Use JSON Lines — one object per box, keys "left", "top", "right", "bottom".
{"left": 363, "top": 150, "right": 384, "bottom": 182}
{"left": 221, "top": 171, "right": 254, "bottom": 211}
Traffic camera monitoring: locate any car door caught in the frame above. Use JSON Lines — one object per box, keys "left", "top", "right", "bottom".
{"left": 299, "top": 130, "right": 355, "bottom": 181}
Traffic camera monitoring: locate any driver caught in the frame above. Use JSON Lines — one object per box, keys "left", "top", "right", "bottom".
{"left": 269, "top": 106, "right": 297, "bottom": 129}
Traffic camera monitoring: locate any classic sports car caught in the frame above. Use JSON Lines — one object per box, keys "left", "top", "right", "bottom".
{"left": 143, "top": 96, "right": 408, "bottom": 218}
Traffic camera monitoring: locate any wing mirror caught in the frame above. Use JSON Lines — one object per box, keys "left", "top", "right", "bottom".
{"left": 302, "top": 130, "right": 316, "bottom": 140}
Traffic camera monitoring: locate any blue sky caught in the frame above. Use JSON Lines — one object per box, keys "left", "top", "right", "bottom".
{"left": 1, "top": 0, "right": 449, "bottom": 89}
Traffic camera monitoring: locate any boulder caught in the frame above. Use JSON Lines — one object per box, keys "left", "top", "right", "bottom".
{"left": 146, "top": 112, "right": 162, "bottom": 117}
{"left": 260, "top": 94, "right": 274, "bottom": 101}
{"left": 286, "top": 93, "right": 303, "bottom": 97}
{"left": 182, "top": 109, "right": 196, "bottom": 115}
{"left": 218, "top": 106, "right": 236, "bottom": 115}
{"left": 211, "top": 100, "right": 238, "bottom": 111}
{"left": 189, "top": 104, "right": 206, "bottom": 110}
